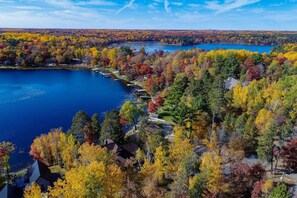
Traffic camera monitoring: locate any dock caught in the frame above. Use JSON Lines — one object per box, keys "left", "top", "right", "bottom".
{"left": 140, "top": 96, "right": 151, "bottom": 100}
{"left": 136, "top": 89, "right": 147, "bottom": 92}
{"left": 100, "top": 72, "right": 112, "bottom": 78}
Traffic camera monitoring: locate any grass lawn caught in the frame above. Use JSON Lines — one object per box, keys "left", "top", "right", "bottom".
{"left": 161, "top": 115, "right": 175, "bottom": 125}
{"left": 49, "top": 165, "right": 67, "bottom": 176}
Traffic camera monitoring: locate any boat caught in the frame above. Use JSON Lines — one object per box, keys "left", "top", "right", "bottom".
{"left": 100, "top": 72, "right": 112, "bottom": 78}
{"left": 136, "top": 89, "right": 147, "bottom": 93}
{"left": 140, "top": 96, "right": 151, "bottom": 100}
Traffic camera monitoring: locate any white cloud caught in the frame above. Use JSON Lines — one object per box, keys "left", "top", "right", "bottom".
{"left": 171, "top": 2, "right": 182, "bottom": 6}
{"left": 11, "top": 6, "right": 42, "bottom": 10}
{"left": 116, "top": 0, "right": 135, "bottom": 14}
{"left": 164, "top": 0, "right": 171, "bottom": 13}
{"left": 206, "top": 0, "right": 260, "bottom": 13}
{"left": 75, "top": 0, "right": 116, "bottom": 6}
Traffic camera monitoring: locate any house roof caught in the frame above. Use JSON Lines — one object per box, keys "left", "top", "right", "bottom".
{"left": 0, "top": 184, "right": 22, "bottom": 198}
{"left": 121, "top": 143, "right": 139, "bottom": 156}
{"left": 28, "top": 160, "right": 52, "bottom": 183}
{"left": 194, "top": 145, "right": 209, "bottom": 157}
{"left": 103, "top": 143, "right": 123, "bottom": 154}
{"left": 102, "top": 141, "right": 139, "bottom": 164}
{"left": 225, "top": 77, "right": 239, "bottom": 90}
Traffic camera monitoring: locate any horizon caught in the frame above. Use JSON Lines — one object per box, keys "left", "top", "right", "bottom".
{"left": 1, "top": 28, "right": 297, "bottom": 32}
{"left": 0, "top": 0, "right": 297, "bottom": 30}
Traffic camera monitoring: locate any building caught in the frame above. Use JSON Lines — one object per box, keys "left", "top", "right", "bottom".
{"left": 0, "top": 184, "right": 22, "bottom": 198}
{"left": 24, "top": 160, "right": 52, "bottom": 191}
{"left": 102, "top": 139, "right": 139, "bottom": 164}
{"left": 225, "top": 77, "right": 239, "bottom": 90}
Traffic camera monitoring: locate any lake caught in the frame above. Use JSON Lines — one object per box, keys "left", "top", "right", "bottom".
{"left": 111, "top": 41, "right": 274, "bottom": 54}
{"left": 0, "top": 70, "right": 134, "bottom": 171}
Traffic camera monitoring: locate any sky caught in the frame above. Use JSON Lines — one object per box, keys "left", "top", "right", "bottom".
{"left": 0, "top": 0, "right": 297, "bottom": 30}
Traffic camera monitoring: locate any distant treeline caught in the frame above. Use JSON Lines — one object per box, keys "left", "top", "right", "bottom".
{"left": 1, "top": 29, "right": 297, "bottom": 45}
{"left": 1, "top": 29, "right": 297, "bottom": 66}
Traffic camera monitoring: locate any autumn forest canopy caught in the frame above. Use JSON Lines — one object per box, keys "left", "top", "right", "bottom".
{"left": 1, "top": 29, "right": 297, "bottom": 66}
{"left": 0, "top": 29, "right": 297, "bottom": 198}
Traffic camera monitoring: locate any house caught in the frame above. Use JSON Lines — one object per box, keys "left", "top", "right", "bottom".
{"left": 102, "top": 140, "right": 139, "bottom": 164}
{"left": 24, "top": 160, "right": 52, "bottom": 191}
{"left": 0, "top": 184, "right": 22, "bottom": 198}
{"left": 225, "top": 77, "right": 239, "bottom": 90}
{"left": 194, "top": 145, "right": 209, "bottom": 157}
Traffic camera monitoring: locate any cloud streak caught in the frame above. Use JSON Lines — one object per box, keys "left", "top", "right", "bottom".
{"left": 116, "top": 0, "right": 135, "bottom": 14}
{"left": 206, "top": 0, "right": 260, "bottom": 13}
{"left": 164, "top": 0, "right": 171, "bottom": 13}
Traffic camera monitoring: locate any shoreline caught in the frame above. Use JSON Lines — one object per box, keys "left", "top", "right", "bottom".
{"left": 0, "top": 65, "right": 95, "bottom": 70}
{"left": 0, "top": 64, "right": 146, "bottom": 92}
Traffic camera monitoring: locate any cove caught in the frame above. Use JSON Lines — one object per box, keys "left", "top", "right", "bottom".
{"left": 111, "top": 41, "right": 275, "bottom": 54}
{"left": 0, "top": 69, "right": 134, "bottom": 171}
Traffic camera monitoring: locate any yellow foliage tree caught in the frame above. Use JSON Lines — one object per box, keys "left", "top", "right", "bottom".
{"left": 49, "top": 161, "right": 124, "bottom": 198}
{"left": 140, "top": 145, "right": 167, "bottom": 192}
{"left": 232, "top": 83, "right": 248, "bottom": 110}
{"left": 30, "top": 129, "right": 63, "bottom": 166}
{"left": 192, "top": 113, "right": 209, "bottom": 140}
{"left": 78, "top": 143, "right": 113, "bottom": 166}
{"left": 154, "top": 145, "right": 167, "bottom": 183}
{"left": 200, "top": 151, "right": 227, "bottom": 195}
{"left": 255, "top": 108, "right": 275, "bottom": 134}
{"left": 246, "top": 80, "right": 265, "bottom": 115}
{"left": 168, "top": 126, "right": 194, "bottom": 173}
{"left": 261, "top": 179, "right": 274, "bottom": 195}
{"left": 58, "top": 133, "right": 78, "bottom": 169}
{"left": 23, "top": 183, "right": 42, "bottom": 198}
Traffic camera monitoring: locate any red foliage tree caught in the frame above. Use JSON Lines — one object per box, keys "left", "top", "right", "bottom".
{"left": 154, "top": 95, "right": 164, "bottom": 107}
{"left": 0, "top": 148, "right": 6, "bottom": 157}
{"left": 148, "top": 100, "right": 158, "bottom": 113}
{"left": 247, "top": 66, "right": 261, "bottom": 81}
{"left": 250, "top": 163, "right": 266, "bottom": 182}
{"left": 120, "top": 116, "right": 129, "bottom": 126}
{"left": 251, "top": 180, "right": 265, "bottom": 198}
{"left": 140, "top": 64, "right": 151, "bottom": 75}
{"left": 83, "top": 123, "right": 97, "bottom": 144}
{"left": 244, "top": 57, "right": 255, "bottom": 69}
{"left": 281, "top": 139, "right": 297, "bottom": 171}
{"left": 29, "top": 144, "right": 41, "bottom": 161}
{"left": 228, "top": 163, "right": 265, "bottom": 197}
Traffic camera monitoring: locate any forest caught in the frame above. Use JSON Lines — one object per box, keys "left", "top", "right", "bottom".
{"left": 1, "top": 30, "right": 297, "bottom": 67}
{"left": 0, "top": 30, "right": 297, "bottom": 197}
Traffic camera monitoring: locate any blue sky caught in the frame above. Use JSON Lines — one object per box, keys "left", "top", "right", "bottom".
{"left": 0, "top": 0, "right": 297, "bottom": 30}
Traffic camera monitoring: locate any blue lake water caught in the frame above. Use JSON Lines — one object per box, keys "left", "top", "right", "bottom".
{"left": 0, "top": 70, "right": 134, "bottom": 171}
{"left": 112, "top": 41, "right": 274, "bottom": 54}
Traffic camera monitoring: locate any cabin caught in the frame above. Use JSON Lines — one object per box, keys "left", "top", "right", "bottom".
{"left": 24, "top": 160, "right": 52, "bottom": 191}
{"left": 225, "top": 77, "right": 239, "bottom": 90}
{"left": 102, "top": 139, "right": 139, "bottom": 164}
{"left": 194, "top": 145, "right": 209, "bottom": 157}
{"left": 0, "top": 184, "right": 22, "bottom": 198}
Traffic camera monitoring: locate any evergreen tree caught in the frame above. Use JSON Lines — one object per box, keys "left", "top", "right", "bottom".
{"left": 257, "top": 123, "right": 276, "bottom": 168}
{"left": 70, "top": 111, "right": 91, "bottom": 137}
{"left": 164, "top": 74, "right": 188, "bottom": 111}
{"left": 91, "top": 113, "right": 101, "bottom": 139}
{"left": 100, "top": 110, "right": 124, "bottom": 144}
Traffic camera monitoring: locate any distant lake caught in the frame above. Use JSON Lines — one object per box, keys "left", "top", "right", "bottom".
{"left": 0, "top": 70, "right": 134, "bottom": 171}
{"left": 111, "top": 41, "right": 274, "bottom": 54}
